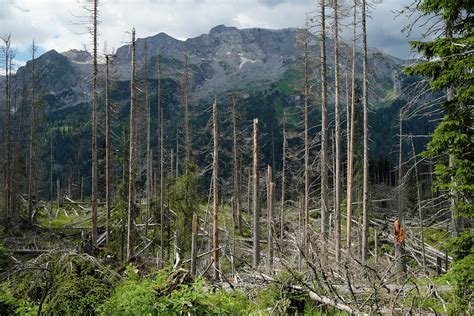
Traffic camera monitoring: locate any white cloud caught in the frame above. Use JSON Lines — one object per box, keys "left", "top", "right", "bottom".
{"left": 1, "top": 0, "right": 424, "bottom": 63}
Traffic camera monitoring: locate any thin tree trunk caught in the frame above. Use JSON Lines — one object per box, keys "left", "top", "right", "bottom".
{"left": 280, "top": 112, "right": 287, "bottom": 244}
{"left": 145, "top": 44, "right": 152, "bottom": 237}
{"left": 267, "top": 166, "right": 274, "bottom": 272}
{"left": 176, "top": 126, "right": 179, "bottom": 176}
{"left": 127, "top": 28, "right": 137, "bottom": 262}
{"left": 191, "top": 213, "right": 197, "bottom": 277}
{"left": 361, "top": 0, "right": 369, "bottom": 264}
{"left": 333, "top": 0, "right": 341, "bottom": 263}
{"left": 2, "top": 35, "right": 11, "bottom": 226}
{"left": 105, "top": 55, "right": 111, "bottom": 245}
{"left": 232, "top": 95, "right": 242, "bottom": 236}
{"left": 91, "top": 0, "right": 99, "bottom": 251}
{"left": 183, "top": 53, "right": 191, "bottom": 163}
{"left": 158, "top": 57, "right": 165, "bottom": 268}
{"left": 346, "top": 0, "right": 357, "bottom": 250}
{"left": 252, "top": 118, "right": 260, "bottom": 269}
{"left": 303, "top": 26, "right": 310, "bottom": 258}
{"left": 396, "top": 110, "right": 407, "bottom": 273}
{"left": 27, "top": 41, "right": 37, "bottom": 227}
{"left": 212, "top": 98, "right": 219, "bottom": 280}
{"left": 410, "top": 135, "right": 426, "bottom": 274}
{"left": 320, "top": 0, "right": 329, "bottom": 239}
{"left": 50, "top": 132, "right": 53, "bottom": 210}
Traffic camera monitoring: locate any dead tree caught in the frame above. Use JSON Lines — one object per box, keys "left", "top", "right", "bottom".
{"left": 300, "top": 25, "right": 311, "bottom": 257}
{"left": 191, "top": 213, "right": 197, "bottom": 277}
{"left": 320, "top": 0, "right": 329, "bottom": 239}
{"left": 267, "top": 166, "right": 274, "bottom": 272}
{"left": 411, "top": 135, "right": 427, "bottom": 273}
{"left": 361, "top": 0, "right": 369, "bottom": 263}
{"left": 333, "top": 0, "right": 341, "bottom": 262}
{"left": 1, "top": 34, "right": 11, "bottom": 226}
{"left": 157, "top": 56, "right": 166, "bottom": 267}
{"left": 280, "top": 112, "right": 287, "bottom": 244}
{"left": 90, "top": 0, "right": 99, "bottom": 251}
{"left": 27, "top": 40, "right": 37, "bottom": 227}
{"left": 183, "top": 53, "right": 191, "bottom": 163}
{"left": 127, "top": 28, "right": 137, "bottom": 262}
{"left": 346, "top": 0, "right": 357, "bottom": 250}
{"left": 144, "top": 43, "right": 152, "bottom": 237}
{"left": 252, "top": 118, "right": 260, "bottom": 269}
{"left": 212, "top": 98, "right": 219, "bottom": 280}
{"left": 104, "top": 53, "right": 113, "bottom": 245}
{"left": 232, "top": 95, "right": 242, "bottom": 236}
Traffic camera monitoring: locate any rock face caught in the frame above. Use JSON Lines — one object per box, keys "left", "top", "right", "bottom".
{"left": 7, "top": 24, "right": 409, "bottom": 111}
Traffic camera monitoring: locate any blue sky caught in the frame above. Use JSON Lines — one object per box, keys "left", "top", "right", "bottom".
{"left": 1, "top": 0, "right": 426, "bottom": 73}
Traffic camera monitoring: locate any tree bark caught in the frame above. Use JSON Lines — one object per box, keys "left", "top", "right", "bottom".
{"left": 280, "top": 112, "right": 287, "bottom": 244}
{"left": 91, "top": 0, "right": 99, "bottom": 251}
{"left": 105, "top": 54, "right": 111, "bottom": 245}
{"left": 157, "top": 57, "right": 165, "bottom": 268}
{"left": 267, "top": 166, "right": 274, "bottom": 272}
{"left": 333, "top": 0, "right": 341, "bottom": 263}
{"left": 191, "top": 213, "right": 197, "bottom": 277}
{"left": 361, "top": 0, "right": 369, "bottom": 264}
{"left": 212, "top": 98, "right": 219, "bottom": 280}
{"left": 27, "top": 40, "right": 37, "bottom": 227}
{"left": 252, "top": 118, "right": 260, "bottom": 269}
{"left": 2, "top": 34, "right": 11, "bottom": 227}
{"left": 346, "top": 0, "right": 357, "bottom": 250}
{"left": 302, "top": 26, "right": 310, "bottom": 258}
{"left": 183, "top": 53, "right": 191, "bottom": 163}
{"left": 232, "top": 95, "right": 242, "bottom": 236}
{"left": 127, "top": 28, "right": 137, "bottom": 262}
{"left": 145, "top": 44, "right": 152, "bottom": 237}
{"left": 411, "top": 135, "right": 426, "bottom": 274}
{"left": 320, "top": 0, "right": 329, "bottom": 239}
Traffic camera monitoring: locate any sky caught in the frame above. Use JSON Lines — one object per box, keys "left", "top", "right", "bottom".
{"left": 1, "top": 0, "right": 425, "bottom": 73}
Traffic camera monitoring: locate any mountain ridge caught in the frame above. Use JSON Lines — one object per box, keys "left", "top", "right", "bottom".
{"left": 6, "top": 24, "right": 409, "bottom": 111}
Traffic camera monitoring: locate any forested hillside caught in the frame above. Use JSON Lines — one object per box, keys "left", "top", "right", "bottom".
{"left": 0, "top": 0, "right": 472, "bottom": 314}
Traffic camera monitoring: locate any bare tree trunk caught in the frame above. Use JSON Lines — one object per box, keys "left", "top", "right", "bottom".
{"left": 57, "top": 178, "right": 60, "bottom": 206}
{"left": 320, "top": 0, "right": 329, "bottom": 239}
{"left": 81, "top": 176, "right": 84, "bottom": 203}
{"left": 396, "top": 110, "right": 407, "bottom": 273}
{"left": 346, "top": 1, "right": 357, "bottom": 250}
{"left": 157, "top": 57, "right": 165, "bottom": 268}
{"left": 2, "top": 34, "right": 11, "bottom": 227}
{"left": 280, "top": 112, "right": 287, "bottom": 244}
{"left": 91, "top": 0, "right": 99, "bottom": 251}
{"left": 361, "top": 0, "right": 369, "bottom": 264}
{"left": 410, "top": 136, "right": 426, "bottom": 274}
{"left": 105, "top": 54, "right": 111, "bottom": 245}
{"left": 267, "top": 166, "right": 274, "bottom": 272}
{"left": 212, "top": 98, "right": 219, "bottom": 280}
{"left": 183, "top": 53, "right": 191, "bottom": 163}
{"left": 333, "top": 0, "right": 341, "bottom": 263}
{"left": 145, "top": 44, "right": 152, "bottom": 237}
{"left": 252, "top": 118, "right": 260, "bottom": 269}
{"left": 50, "top": 132, "right": 53, "bottom": 208}
{"left": 232, "top": 95, "right": 242, "bottom": 236}
{"left": 191, "top": 213, "right": 197, "bottom": 277}
{"left": 127, "top": 28, "right": 137, "bottom": 262}
{"left": 175, "top": 126, "right": 179, "bottom": 176}
{"left": 303, "top": 26, "right": 310, "bottom": 258}
{"left": 27, "top": 40, "right": 37, "bottom": 227}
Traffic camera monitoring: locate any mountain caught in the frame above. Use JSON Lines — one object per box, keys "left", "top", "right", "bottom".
{"left": 6, "top": 25, "right": 409, "bottom": 111}
{"left": 1, "top": 25, "right": 439, "bottom": 199}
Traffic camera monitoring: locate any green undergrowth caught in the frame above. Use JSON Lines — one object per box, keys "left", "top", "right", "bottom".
{"left": 0, "top": 251, "right": 324, "bottom": 315}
